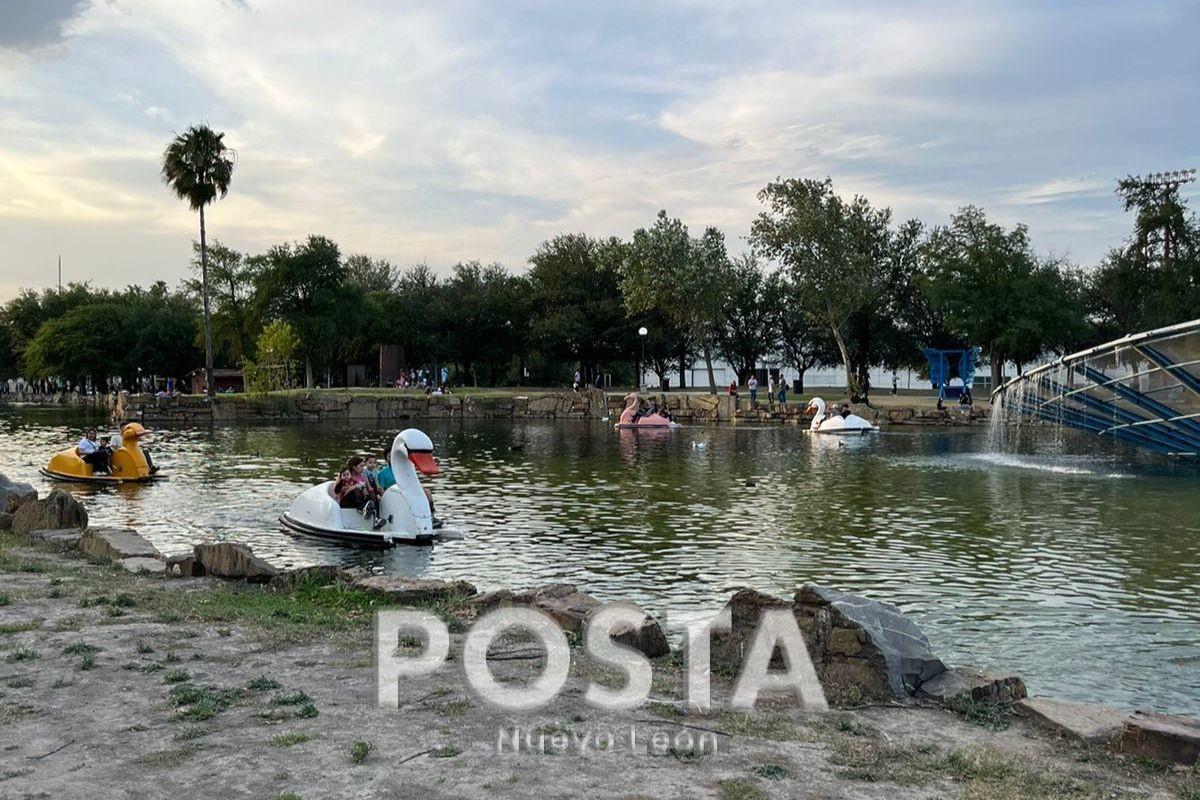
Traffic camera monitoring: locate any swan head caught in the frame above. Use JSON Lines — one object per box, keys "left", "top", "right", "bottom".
{"left": 806, "top": 397, "right": 826, "bottom": 414}
{"left": 392, "top": 428, "right": 439, "bottom": 475}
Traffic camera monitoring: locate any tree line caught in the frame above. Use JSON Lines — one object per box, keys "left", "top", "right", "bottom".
{"left": 1, "top": 175, "right": 1196, "bottom": 397}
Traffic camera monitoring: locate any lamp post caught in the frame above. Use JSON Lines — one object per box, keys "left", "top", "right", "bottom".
{"left": 637, "top": 327, "right": 648, "bottom": 390}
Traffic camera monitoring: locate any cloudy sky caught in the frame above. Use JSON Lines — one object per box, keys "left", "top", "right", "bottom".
{"left": 1, "top": 0, "right": 1197, "bottom": 300}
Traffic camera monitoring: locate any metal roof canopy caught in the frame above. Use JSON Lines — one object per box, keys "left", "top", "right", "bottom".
{"left": 991, "top": 319, "right": 1200, "bottom": 456}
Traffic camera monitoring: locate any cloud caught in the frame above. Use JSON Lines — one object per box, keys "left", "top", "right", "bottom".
{"left": 0, "top": 0, "right": 89, "bottom": 50}
{"left": 0, "top": 0, "right": 1197, "bottom": 298}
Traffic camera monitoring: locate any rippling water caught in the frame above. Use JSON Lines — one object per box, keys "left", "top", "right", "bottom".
{"left": 2, "top": 406, "right": 1198, "bottom": 714}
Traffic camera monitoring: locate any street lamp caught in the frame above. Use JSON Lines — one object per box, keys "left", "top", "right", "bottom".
{"left": 637, "top": 327, "right": 648, "bottom": 390}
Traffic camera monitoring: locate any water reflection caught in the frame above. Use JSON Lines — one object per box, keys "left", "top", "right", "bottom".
{"left": 0, "top": 407, "right": 1198, "bottom": 714}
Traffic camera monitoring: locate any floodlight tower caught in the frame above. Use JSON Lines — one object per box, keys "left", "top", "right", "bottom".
{"left": 1128, "top": 168, "right": 1196, "bottom": 263}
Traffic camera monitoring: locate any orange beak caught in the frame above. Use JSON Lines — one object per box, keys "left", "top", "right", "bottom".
{"left": 408, "top": 451, "right": 439, "bottom": 475}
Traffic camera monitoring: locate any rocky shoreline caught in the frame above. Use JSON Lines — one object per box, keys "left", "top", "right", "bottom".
{"left": 97, "top": 388, "right": 989, "bottom": 428}
{"left": 3, "top": 476, "right": 1198, "bottom": 800}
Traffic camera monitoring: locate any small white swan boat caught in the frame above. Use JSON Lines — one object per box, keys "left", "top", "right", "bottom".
{"left": 806, "top": 398, "right": 880, "bottom": 435}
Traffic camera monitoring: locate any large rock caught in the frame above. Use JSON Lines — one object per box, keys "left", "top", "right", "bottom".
{"left": 166, "top": 553, "right": 205, "bottom": 577}
{"left": 120, "top": 557, "right": 167, "bottom": 576}
{"left": 270, "top": 564, "right": 349, "bottom": 591}
{"left": 0, "top": 473, "right": 37, "bottom": 513}
{"left": 1120, "top": 710, "right": 1200, "bottom": 765}
{"left": 79, "top": 528, "right": 161, "bottom": 562}
{"left": 192, "top": 542, "right": 279, "bottom": 582}
{"left": 11, "top": 488, "right": 87, "bottom": 535}
{"left": 471, "top": 584, "right": 670, "bottom": 658}
{"left": 711, "top": 585, "right": 946, "bottom": 704}
{"left": 919, "top": 665, "right": 1026, "bottom": 705}
{"left": 350, "top": 573, "right": 477, "bottom": 604}
{"left": 1016, "top": 697, "right": 1129, "bottom": 745}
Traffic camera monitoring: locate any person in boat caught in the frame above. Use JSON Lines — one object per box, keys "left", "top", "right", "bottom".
{"left": 839, "top": 402, "right": 852, "bottom": 419}
{"left": 75, "top": 428, "right": 112, "bottom": 473}
{"left": 375, "top": 447, "right": 395, "bottom": 491}
{"left": 364, "top": 454, "right": 382, "bottom": 494}
{"left": 335, "top": 457, "right": 385, "bottom": 530}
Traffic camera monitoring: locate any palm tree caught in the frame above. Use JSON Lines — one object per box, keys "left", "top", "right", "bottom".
{"left": 161, "top": 124, "right": 235, "bottom": 400}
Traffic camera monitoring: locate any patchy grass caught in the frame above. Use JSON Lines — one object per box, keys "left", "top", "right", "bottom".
{"left": 133, "top": 745, "right": 200, "bottom": 768}
{"left": 174, "top": 725, "right": 212, "bottom": 741}
{"left": 269, "top": 731, "right": 315, "bottom": 748}
{"left": 271, "top": 690, "right": 312, "bottom": 707}
{"left": 50, "top": 676, "right": 74, "bottom": 688}
{"left": 437, "top": 699, "right": 470, "bottom": 718}
{"left": 349, "top": 740, "right": 374, "bottom": 764}
{"left": 62, "top": 641, "right": 101, "bottom": 656}
{"left": 246, "top": 675, "right": 282, "bottom": 692}
{"left": 946, "top": 694, "right": 1013, "bottom": 732}
{"left": 4, "top": 647, "right": 39, "bottom": 663}
{"left": 6, "top": 676, "right": 35, "bottom": 688}
{"left": 78, "top": 653, "right": 96, "bottom": 670}
{"left": 163, "top": 669, "right": 190, "bottom": 684}
{"left": 430, "top": 746, "right": 461, "bottom": 759}
{"left": 716, "top": 778, "right": 768, "bottom": 800}
{"left": 136, "top": 641, "right": 154, "bottom": 654}
{"left": 169, "top": 683, "right": 245, "bottom": 722}
{"left": 0, "top": 593, "right": 10, "bottom": 606}
{"left": 0, "top": 619, "right": 42, "bottom": 635}
{"left": 754, "top": 764, "right": 790, "bottom": 780}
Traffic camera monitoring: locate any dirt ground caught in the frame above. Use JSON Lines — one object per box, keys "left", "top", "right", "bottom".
{"left": 0, "top": 536, "right": 1193, "bottom": 800}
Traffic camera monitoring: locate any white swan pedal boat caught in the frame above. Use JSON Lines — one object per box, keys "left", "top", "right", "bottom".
{"left": 805, "top": 397, "right": 880, "bottom": 435}
{"left": 280, "top": 429, "right": 464, "bottom": 548}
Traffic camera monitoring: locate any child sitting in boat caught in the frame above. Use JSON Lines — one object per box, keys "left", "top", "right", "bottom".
{"left": 333, "top": 457, "right": 385, "bottom": 530}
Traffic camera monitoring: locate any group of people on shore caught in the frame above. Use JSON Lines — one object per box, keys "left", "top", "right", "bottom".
{"left": 729, "top": 375, "right": 789, "bottom": 406}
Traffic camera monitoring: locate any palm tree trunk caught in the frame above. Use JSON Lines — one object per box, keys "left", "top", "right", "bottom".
{"left": 200, "top": 204, "right": 215, "bottom": 404}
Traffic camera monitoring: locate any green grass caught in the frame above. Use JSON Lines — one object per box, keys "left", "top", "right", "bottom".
{"left": 246, "top": 675, "right": 282, "bottom": 691}
{"left": 78, "top": 653, "right": 95, "bottom": 670}
{"left": 755, "top": 764, "right": 790, "bottom": 780}
{"left": 269, "top": 731, "right": 315, "bottom": 747}
{"left": 946, "top": 694, "right": 1012, "bottom": 731}
{"left": 430, "top": 746, "right": 460, "bottom": 759}
{"left": 136, "top": 641, "right": 154, "bottom": 654}
{"left": 717, "top": 778, "right": 768, "bottom": 800}
{"left": 0, "top": 619, "right": 41, "bottom": 634}
{"left": 163, "top": 669, "right": 190, "bottom": 684}
{"left": 169, "top": 683, "right": 245, "bottom": 722}
{"left": 0, "top": 593, "right": 10, "bottom": 606}
{"left": 62, "top": 641, "right": 100, "bottom": 656}
{"left": 349, "top": 740, "right": 374, "bottom": 764}
{"left": 271, "top": 690, "right": 312, "bottom": 706}
{"left": 4, "top": 648, "right": 38, "bottom": 663}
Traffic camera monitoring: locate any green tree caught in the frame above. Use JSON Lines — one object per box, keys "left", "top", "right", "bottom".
{"left": 751, "top": 178, "right": 894, "bottom": 398}
{"left": 345, "top": 254, "right": 399, "bottom": 293}
{"left": 243, "top": 320, "right": 300, "bottom": 391}
{"left": 528, "top": 234, "right": 633, "bottom": 385}
{"left": 766, "top": 272, "right": 835, "bottom": 393}
{"left": 715, "top": 254, "right": 775, "bottom": 382}
{"left": 23, "top": 303, "right": 134, "bottom": 391}
{"left": 162, "top": 124, "right": 236, "bottom": 399}
{"left": 921, "top": 206, "right": 1085, "bottom": 386}
{"left": 186, "top": 240, "right": 259, "bottom": 365}
{"left": 253, "top": 235, "right": 361, "bottom": 387}
{"left": 622, "top": 211, "right": 727, "bottom": 391}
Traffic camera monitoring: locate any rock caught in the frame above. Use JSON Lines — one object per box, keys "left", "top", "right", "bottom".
{"left": 0, "top": 473, "right": 37, "bottom": 513}
{"left": 0, "top": 511, "right": 11, "bottom": 531}
{"left": 711, "top": 585, "right": 946, "bottom": 705}
{"left": 79, "top": 528, "right": 161, "bottom": 562}
{"left": 1016, "top": 697, "right": 1130, "bottom": 745}
{"left": 919, "top": 665, "right": 1026, "bottom": 705}
{"left": 11, "top": 488, "right": 87, "bottom": 535}
{"left": 1120, "top": 710, "right": 1200, "bottom": 765}
{"left": 350, "top": 574, "right": 477, "bottom": 604}
{"left": 193, "top": 542, "right": 279, "bottom": 582}
{"left": 166, "top": 553, "right": 205, "bottom": 578}
{"left": 269, "top": 565, "right": 349, "bottom": 591}
{"left": 472, "top": 584, "right": 670, "bottom": 658}
{"left": 28, "top": 528, "right": 84, "bottom": 550}
{"left": 120, "top": 557, "right": 167, "bottom": 576}
{"left": 796, "top": 585, "right": 946, "bottom": 699}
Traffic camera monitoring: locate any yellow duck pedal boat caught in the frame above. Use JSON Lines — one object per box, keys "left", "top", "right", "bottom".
{"left": 40, "top": 422, "right": 167, "bottom": 484}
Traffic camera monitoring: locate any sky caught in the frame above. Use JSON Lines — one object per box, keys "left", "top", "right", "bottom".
{"left": 1, "top": 0, "right": 1198, "bottom": 301}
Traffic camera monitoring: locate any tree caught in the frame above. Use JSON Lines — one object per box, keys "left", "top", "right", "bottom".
{"left": 253, "top": 235, "right": 360, "bottom": 387}
{"left": 715, "top": 254, "right": 775, "bottom": 382}
{"left": 767, "top": 272, "right": 834, "bottom": 393}
{"left": 345, "top": 254, "right": 399, "bottom": 293}
{"left": 528, "top": 234, "right": 633, "bottom": 384}
{"left": 162, "top": 124, "right": 236, "bottom": 400}
{"left": 243, "top": 320, "right": 300, "bottom": 391}
{"left": 187, "top": 240, "right": 259, "bottom": 365}
{"left": 751, "top": 178, "right": 894, "bottom": 398}
{"left": 23, "top": 303, "right": 135, "bottom": 391}
{"left": 622, "top": 211, "right": 727, "bottom": 391}
{"left": 922, "top": 206, "right": 1085, "bottom": 386}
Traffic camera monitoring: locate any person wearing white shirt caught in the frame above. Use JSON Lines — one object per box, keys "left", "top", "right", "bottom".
{"left": 75, "top": 429, "right": 112, "bottom": 473}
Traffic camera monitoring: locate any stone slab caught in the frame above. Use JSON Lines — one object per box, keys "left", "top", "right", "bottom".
{"left": 920, "top": 665, "right": 1026, "bottom": 705}
{"left": 79, "top": 528, "right": 161, "bottom": 562}
{"left": 1121, "top": 710, "right": 1200, "bottom": 765}
{"left": 350, "top": 574, "right": 477, "bottom": 604}
{"left": 120, "top": 557, "right": 167, "bottom": 576}
{"left": 1016, "top": 697, "right": 1129, "bottom": 745}
{"left": 28, "top": 528, "right": 84, "bottom": 550}
{"left": 193, "top": 542, "right": 279, "bottom": 582}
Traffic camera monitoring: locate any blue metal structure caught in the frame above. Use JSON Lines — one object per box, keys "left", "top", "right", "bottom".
{"left": 922, "top": 347, "right": 980, "bottom": 400}
{"left": 990, "top": 319, "right": 1200, "bottom": 455}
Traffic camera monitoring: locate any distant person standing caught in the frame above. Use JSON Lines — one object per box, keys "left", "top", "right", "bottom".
{"left": 778, "top": 380, "right": 787, "bottom": 406}
{"left": 573, "top": 370, "right": 581, "bottom": 392}
{"left": 891, "top": 372, "right": 898, "bottom": 395}
{"left": 747, "top": 375, "right": 758, "bottom": 406}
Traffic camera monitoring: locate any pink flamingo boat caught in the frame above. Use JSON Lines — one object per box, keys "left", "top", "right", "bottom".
{"left": 614, "top": 392, "right": 679, "bottom": 430}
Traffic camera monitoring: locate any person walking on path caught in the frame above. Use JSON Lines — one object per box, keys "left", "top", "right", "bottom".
{"left": 747, "top": 375, "right": 758, "bottom": 406}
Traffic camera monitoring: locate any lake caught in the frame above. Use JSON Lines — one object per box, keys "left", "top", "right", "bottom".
{"left": 2, "top": 406, "right": 1198, "bottom": 715}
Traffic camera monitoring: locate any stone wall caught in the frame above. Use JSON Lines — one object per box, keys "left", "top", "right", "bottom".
{"left": 112, "top": 388, "right": 987, "bottom": 427}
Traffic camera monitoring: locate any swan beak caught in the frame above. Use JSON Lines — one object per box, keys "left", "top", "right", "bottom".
{"left": 408, "top": 451, "right": 439, "bottom": 475}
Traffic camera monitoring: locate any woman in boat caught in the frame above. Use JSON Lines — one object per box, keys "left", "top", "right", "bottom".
{"left": 75, "top": 429, "right": 112, "bottom": 474}
{"left": 336, "top": 457, "right": 385, "bottom": 529}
